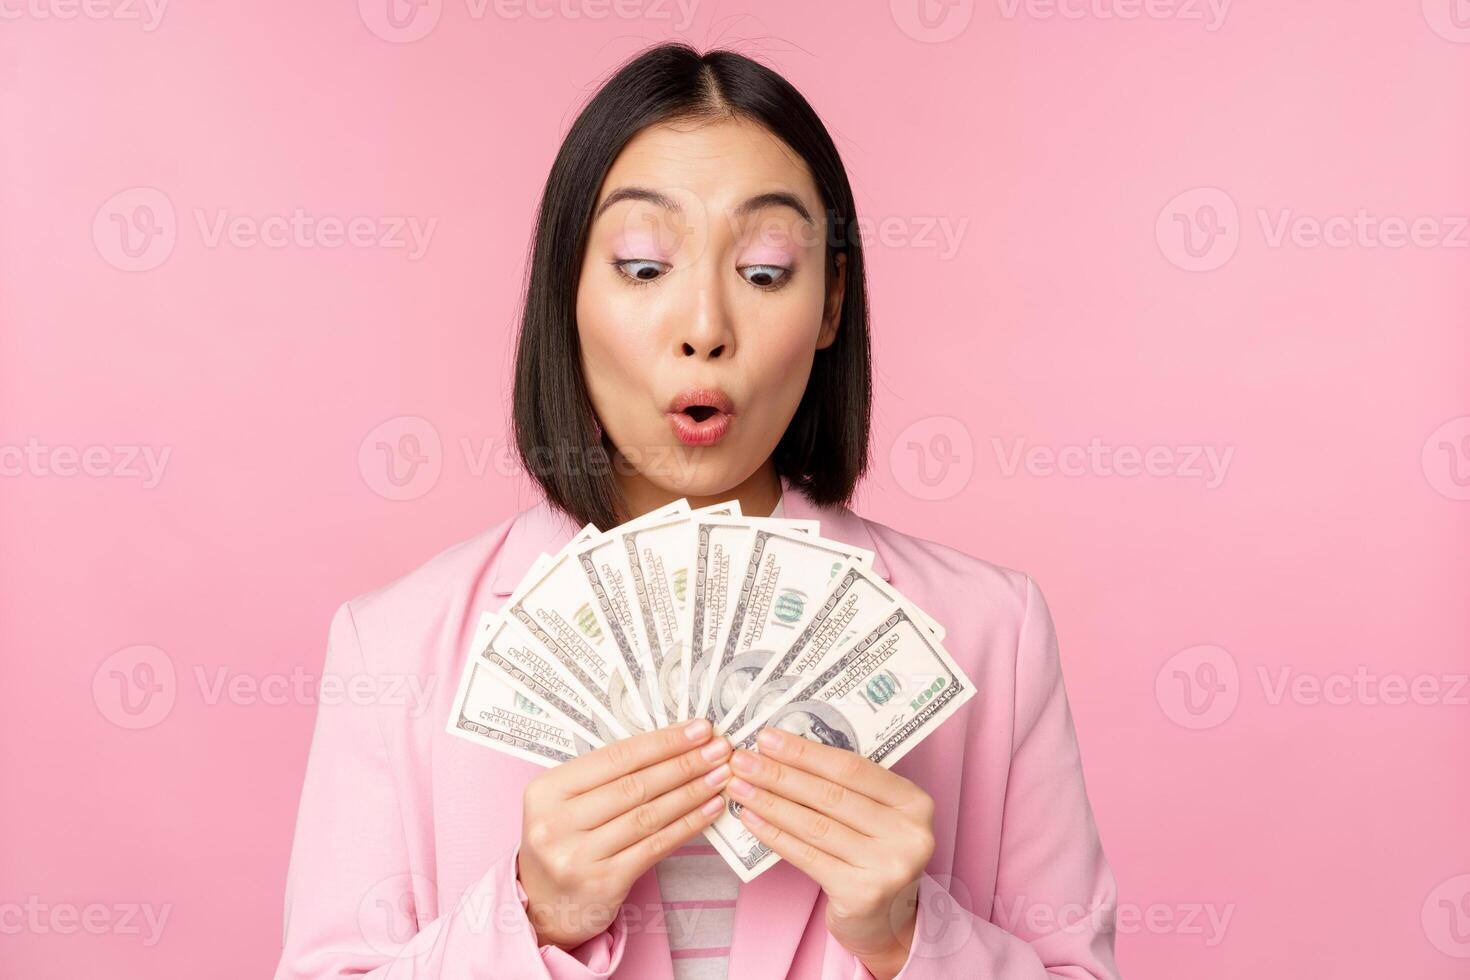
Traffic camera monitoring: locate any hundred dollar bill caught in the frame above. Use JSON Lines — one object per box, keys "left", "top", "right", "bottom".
{"left": 476, "top": 611, "right": 621, "bottom": 744}
{"left": 619, "top": 501, "right": 742, "bottom": 724}
{"left": 561, "top": 499, "right": 694, "bottom": 728}
{"left": 444, "top": 517, "right": 654, "bottom": 760}
{"left": 504, "top": 544, "right": 657, "bottom": 737}
{"left": 704, "top": 605, "right": 975, "bottom": 881}
{"left": 687, "top": 515, "right": 820, "bottom": 729}
{"left": 484, "top": 501, "right": 687, "bottom": 737}
{"left": 711, "top": 560, "right": 926, "bottom": 733}
{"left": 571, "top": 533, "right": 663, "bottom": 726}
{"left": 446, "top": 615, "right": 598, "bottom": 768}
{"left": 702, "top": 528, "right": 875, "bottom": 728}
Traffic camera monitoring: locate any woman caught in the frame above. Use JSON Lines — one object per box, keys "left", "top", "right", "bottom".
{"left": 274, "top": 43, "right": 1120, "bottom": 980}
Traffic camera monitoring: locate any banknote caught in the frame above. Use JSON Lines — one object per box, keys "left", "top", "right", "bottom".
{"left": 476, "top": 611, "right": 622, "bottom": 744}
{"left": 704, "top": 605, "right": 975, "bottom": 881}
{"left": 504, "top": 545, "right": 656, "bottom": 736}
{"left": 470, "top": 502, "right": 687, "bottom": 743}
{"left": 701, "top": 527, "right": 875, "bottom": 728}
{"left": 568, "top": 499, "right": 700, "bottom": 729}
{"left": 711, "top": 560, "right": 917, "bottom": 733}
{"left": 570, "top": 532, "right": 668, "bottom": 727}
{"left": 458, "top": 502, "right": 693, "bottom": 746}
{"left": 687, "top": 515, "right": 820, "bottom": 729}
{"left": 446, "top": 614, "right": 599, "bottom": 768}
{"left": 618, "top": 501, "right": 741, "bottom": 723}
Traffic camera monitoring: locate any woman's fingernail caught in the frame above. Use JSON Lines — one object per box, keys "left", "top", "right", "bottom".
{"left": 704, "top": 763, "right": 731, "bottom": 787}
{"left": 729, "top": 777, "right": 755, "bottom": 799}
{"left": 701, "top": 737, "right": 730, "bottom": 762}
{"left": 701, "top": 796, "right": 723, "bottom": 817}
{"left": 731, "top": 750, "right": 757, "bottom": 774}
{"left": 740, "top": 807, "right": 765, "bottom": 827}
{"left": 757, "top": 728, "right": 783, "bottom": 751}
{"left": 684, "top": 719, "right": 711, "bottom": 741}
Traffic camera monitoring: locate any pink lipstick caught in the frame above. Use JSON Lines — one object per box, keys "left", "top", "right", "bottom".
{"left": 666, "top": 387, "right": 735, "bottom": 447}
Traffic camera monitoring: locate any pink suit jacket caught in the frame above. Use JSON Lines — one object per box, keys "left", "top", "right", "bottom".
{"left": 274, "top": 481, "right": 1121, "bottom": 979}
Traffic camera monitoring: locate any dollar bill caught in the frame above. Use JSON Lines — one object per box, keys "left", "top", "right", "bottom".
{"left": 702, "top": 528, "right": 875, "bottom": 728}
{"left": 619, "top": 502, "right": 741, "bottom": 724}
{"left": 567, "top": 500, "right": 700, "bottom": 728}
{"left": 687, "top": 516, "right": 820, "bottom": 730}
{"left": 446, "top": 615, "right": 599, "bottom": 768}
{"left": 476, "top": 611, "right": 621, "bottom": 744}
{"left": 504, "top": 544, "right": 656, "bottom": 736}
{"left": 710, "top": 560, "right": 919, "bottom": 733}
{"left": 571, "top": 532, "right": 667, "bottom": 726}
{"left": 704, "top": 605, "right": 975, "bottom": 881}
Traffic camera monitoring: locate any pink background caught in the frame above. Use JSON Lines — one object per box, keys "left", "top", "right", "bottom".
{"left": 2, "top": 1, "right": 1468, "bottom": 977}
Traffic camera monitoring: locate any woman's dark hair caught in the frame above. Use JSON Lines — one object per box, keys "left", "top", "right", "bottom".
{"left": 512, "top": 42, "right": 871, "bottom": 530}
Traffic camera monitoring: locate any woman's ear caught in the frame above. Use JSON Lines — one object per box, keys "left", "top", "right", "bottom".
{"left": 816, "top": 250, "right": 847, "bottom": 350}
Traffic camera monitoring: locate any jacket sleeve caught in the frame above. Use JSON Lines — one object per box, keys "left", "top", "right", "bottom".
{"left": 868, "top": 575, "right": 1121, "bottom": 980}
{"left": 273, "top": 601, "right": 630, "bottom": 979}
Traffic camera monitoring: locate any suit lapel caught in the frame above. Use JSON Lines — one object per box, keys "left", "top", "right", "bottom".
{"left": 488, "top": 498, "right": 577, "bottom": 596}
{"left": 725, "top": 859, "right": 823, "bottom": 978}
{"left": 617, "top": 867, "right": 677, "bottom": 979}
{"left": 776, "top": 476, "right": 891, "bottom": 583}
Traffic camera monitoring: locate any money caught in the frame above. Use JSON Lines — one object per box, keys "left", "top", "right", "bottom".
{"left": 563, "top": 500, "right": 697, "bottom": 728}
{"left": 701, "top": 527, "right": 874, "bottom": 728}
{"left": 618, "top": 502, "right": 741, "bottom": 723}
{"left": 687, "top": 516, "right": 819, "bottom": 728}
{"left": 710, "top": 560, "right": 919, "bottom": 733}
{"left": 705, "top": 605, "right": 976, "bottom": 881}
{"left": 504, "top": 543, "right": 656, "bottom": 736}
{"left": 570, "top": 532, "right": 667, "bottom": 728}
{"left": 477, "top": 611, "right": 624, "bottom": 744}
{"left": 446, "top": 614, "right": 599, "bottom": 767}
{"left": 445, "top": 494, "right": 975, "bottom": 879}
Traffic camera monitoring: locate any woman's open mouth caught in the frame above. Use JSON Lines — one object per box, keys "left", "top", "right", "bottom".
{"left": 666, "top": 387, "right": 734, "bottom": 447}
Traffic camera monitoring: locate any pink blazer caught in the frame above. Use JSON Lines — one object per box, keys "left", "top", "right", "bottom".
{"left": 274, "top": 481, "right": 1121, "bottom": 979}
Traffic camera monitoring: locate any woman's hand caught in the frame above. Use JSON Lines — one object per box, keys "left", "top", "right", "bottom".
{"left": 728, "top": 727, "right": 935, "bottom": 980}
{"left": 517, "top": 719, "right": 733, "bottom": 949}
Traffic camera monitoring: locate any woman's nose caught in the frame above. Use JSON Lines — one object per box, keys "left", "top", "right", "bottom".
{"left": 674, "top": 265, "right": 735, "bottom": 359}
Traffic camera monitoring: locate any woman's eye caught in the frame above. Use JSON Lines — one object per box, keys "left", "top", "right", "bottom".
{"left": 613, "top": 259, "right": 668, "bottom": 284}
{"left": 740, "top": 265, "right": 790, "bottom": 288}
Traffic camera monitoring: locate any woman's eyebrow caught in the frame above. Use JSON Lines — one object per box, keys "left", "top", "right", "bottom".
{"left": 593, "top": 186, "right": 814, "bottom": 225}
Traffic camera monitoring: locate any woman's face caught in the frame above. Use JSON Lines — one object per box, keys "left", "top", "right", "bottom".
{"left": 576, "top": 115, "right": 845, "bottom": 502}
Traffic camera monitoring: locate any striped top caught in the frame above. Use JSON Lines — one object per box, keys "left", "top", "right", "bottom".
{"left": 654, "top": 490, "right": 783, "bottom": 978}
{"left": 653, "top": 841, "right": 743, "bottom": 979}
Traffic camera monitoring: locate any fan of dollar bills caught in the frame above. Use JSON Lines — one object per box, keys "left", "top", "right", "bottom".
{"left": 447, "top": 496, "right": 975, "bottom": 881}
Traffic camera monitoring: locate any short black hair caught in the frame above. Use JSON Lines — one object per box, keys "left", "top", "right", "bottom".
{"left": 512, "top": 42, "right": 871, "bottom": 530}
